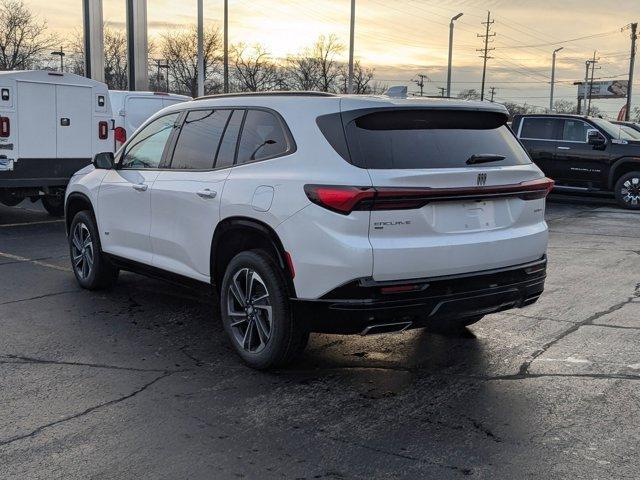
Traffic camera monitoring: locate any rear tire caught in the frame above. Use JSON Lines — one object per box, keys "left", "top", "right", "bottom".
{"left": 614, "top": 172, "right": 640, "bottom": 210}
{"left": 42, "top": 196, "right": 65, "bottom": 217}
{"left": 69, "top": 210, "right": 119, "bottom": 290}
{"left": 220, "top": 249, "right": 309, "bottom": 369}
{"left": 423, "top": 315, "right": 484, "bottom": 334}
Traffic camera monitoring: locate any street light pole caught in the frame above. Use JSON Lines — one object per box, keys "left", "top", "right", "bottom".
{"left": 446, "top": 13, "right": 463, "bottom": 98}
{"left": 223, "top": 0, "right": 229, "bottom": 93}
{"left": 549, "top": 46, "right": 563, "bottom": 112}
{"left": 347, "top": 0, "right": 356, "bottom": 94}
{"left": 197, "top": 0, "right": 204, "bottom": 97}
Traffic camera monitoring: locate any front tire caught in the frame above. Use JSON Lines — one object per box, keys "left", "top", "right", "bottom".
{"left": 614, "top": 172, "right": 640, "bottom": 210}
{"left": 220, "top": 250, "right": 308, "bottom": 369}
{"left": 69, "top": 210, "right": 119, "bottom": 290}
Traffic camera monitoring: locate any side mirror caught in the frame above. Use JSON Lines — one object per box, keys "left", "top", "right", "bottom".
{"left": 93, "top": 151, "right": 115, "bottom": 169}
{"left": 587, "top": 129, "right": 606, "bottom": 147}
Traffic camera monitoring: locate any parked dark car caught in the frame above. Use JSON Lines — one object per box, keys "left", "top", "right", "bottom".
{"left": 512, "top": 114, "right": 640, "bottom": 209}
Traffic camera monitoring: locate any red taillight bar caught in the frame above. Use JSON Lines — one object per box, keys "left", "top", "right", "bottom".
{"left": 304, "top": 178, "right": 555, "bottom": 215}
{"left": 0, "top": 116, "right": 9, "bottom": 137}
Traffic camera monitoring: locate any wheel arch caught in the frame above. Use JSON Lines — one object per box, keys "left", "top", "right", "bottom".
{"left": 210, "top": 217, "right": 296, "bottom": 297}
{"left": 65, "top": 192, "right": 95, "bottom": 236}
{"left": 608, "top": 157, "right": 640, "bottom": 190}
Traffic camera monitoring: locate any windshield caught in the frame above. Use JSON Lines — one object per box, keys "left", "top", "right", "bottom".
{"left": 620, "top": 125, "right": 640, "bottom": 140}
{"left": 344, "top": 109, "right": 531, "bottom": 169}
{"left": 591, "top": 118, "right": 636, "bottom": 141}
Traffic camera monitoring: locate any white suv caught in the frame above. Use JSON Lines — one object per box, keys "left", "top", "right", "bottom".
{"left": 65, "top": 92, "right": 553, "bottom": 369}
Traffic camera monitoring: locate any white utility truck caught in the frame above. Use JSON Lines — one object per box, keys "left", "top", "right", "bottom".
{"left": 109, "top": 90, "right": 191, "bottom": 150}
{"left": 0, "top": 71, "right": 113, "bottom": 216}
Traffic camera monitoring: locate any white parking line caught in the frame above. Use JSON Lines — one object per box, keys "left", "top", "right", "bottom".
{"left": 0, "top": 251, "right": 72, "bottom": 272}
{"left": 0, "top": 219, "right": 64, "bottom": 228}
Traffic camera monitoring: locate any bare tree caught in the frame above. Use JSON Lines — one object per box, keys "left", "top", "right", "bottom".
{"left": 159, "top": 26, "right": 222, "bottom": 97}
{"left": 103, "top": 28, "right": 128, "bottom": 89}
{"left": 284, "top": 54, "right": 320, "bottom": 91}
{"left": 338, "top": 60, "right": 374, "bottom": 94}
{"left": 553, "top": 99, "right": 577, "bottom": 114}
{"left": 457, "top": 89, "right": 480, "bottom": 100}
{"left": 231, "top": 44, "right": 281, "bottom": 92}
{"left": 310, "top": 34, "right": 344, "bottom": 92}
{"left": 0, "top": 0, "right": 57, "bottom": 70}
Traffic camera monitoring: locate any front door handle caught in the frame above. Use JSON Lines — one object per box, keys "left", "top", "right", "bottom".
{"left": 196, "top": 188, "right": 217, "bottom": 199}
{"left": 557, "top": 146, "right": 571, "bottom": 150}
{"left": 132, "top": 183, "right": 148, "bottom": 192}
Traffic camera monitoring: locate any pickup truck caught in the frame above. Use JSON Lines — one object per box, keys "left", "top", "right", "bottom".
{"left": 512, "top": 114, "right": 640, "bottom": 209}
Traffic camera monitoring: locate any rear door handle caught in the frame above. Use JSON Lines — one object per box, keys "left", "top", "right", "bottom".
{"left": 132, "top": 183, "right": 148, "bottom": 192}
{"left": 557, "top": 146, "right": 571, "bottom": 150}
{"left": 196, "top": 188, "right": 217, "bottom": 199}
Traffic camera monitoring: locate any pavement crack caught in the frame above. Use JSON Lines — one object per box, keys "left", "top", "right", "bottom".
{"left": 0, "top": 370, "right": 176, "bottom": 447}
{"left": 0, "top": 290, "right": 79, "bottom": 306}
{"left": 0, "top": 354, "right": 169, "bottom": 373}
{"left": 516, "top": 295, "right": 637, "bottom": 377}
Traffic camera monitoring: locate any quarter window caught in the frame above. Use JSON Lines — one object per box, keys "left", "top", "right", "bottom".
{"left": 520, "top": 118, "right": 561, "bottom": 140}
{"left": 121, "top": 113, "right": 179, "bottom": 169}
{"left": 562, "top": 119, "right": 590, "bottom": 142}
{"left": 236, "top": 110, "right": 289, "bottom": 164}
{"left": 170, "top": 109, "right": 231, "bottom": 169}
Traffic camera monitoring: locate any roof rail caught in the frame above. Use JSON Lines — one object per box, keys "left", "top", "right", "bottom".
{"left": 195, "top": 91, "right": 337, "bottom": 100}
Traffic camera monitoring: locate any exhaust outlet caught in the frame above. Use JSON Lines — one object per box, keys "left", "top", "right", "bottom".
{"left": 360, "top": 321, "right": 412, "bottom": 336}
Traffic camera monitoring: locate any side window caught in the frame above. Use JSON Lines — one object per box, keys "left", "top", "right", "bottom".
{"left": 236, "top": 109, "right": 290, "bottom": 164}
{"left": 562, "top": 119, "right": 590, "bottom": 142}
{"left": 170, "top": 109, "right": 231, "bottom": 170}
{"left": 121, "top": 113, "right": 179, "bottom": 169}
{"left": 215, "top": 109, "right": 244, "bottom": 169}
{"left": 520, "top": 118, "right": 560, "bottom": 140}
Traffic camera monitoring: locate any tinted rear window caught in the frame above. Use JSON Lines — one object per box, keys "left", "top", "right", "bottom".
{"left": 344, "top": 109, "right": 531, "bottom": 169}
{"left": 520, "top": 117, "right": 561, "bottom": 140}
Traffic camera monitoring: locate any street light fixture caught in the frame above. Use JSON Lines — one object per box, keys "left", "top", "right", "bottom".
{"left": 549, "top": 46, "right": 564, "bottom": 112}
{"left": 51, "top": 47, "right": 65, "bottom": 72}
{"left": 446, "top": 13, "right": 463, "bottom": 98}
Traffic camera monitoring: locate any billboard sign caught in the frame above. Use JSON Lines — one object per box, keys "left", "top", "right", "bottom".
{"left": 577, "top": 80, "right": 629, "bottom": 99}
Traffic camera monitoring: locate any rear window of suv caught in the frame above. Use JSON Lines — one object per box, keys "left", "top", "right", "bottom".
{"left": 343, "top": 109, "right": 531, "bottom": 169}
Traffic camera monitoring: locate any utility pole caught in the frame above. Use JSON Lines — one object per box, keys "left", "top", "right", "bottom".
{"left": 447, "top": 12, "right": 463, "bottom": 98}
{"left": 197, "top": 0, "right": 204, "bottom": 97}
{"left": 623, "top": 22, "right": 637, "bottom": 121}
{"left": 348, "top": 0, "right": 356, "bottom": 94}
{"left": 51, "top": 47, "right": 65, "bottom": 72}
{"left": 587, "top": 52, "right": 600, "bottom": 116}
{"left": 477, "top": 11, "right": 495, "bottom": 101}
{"left": 223, "top": 0, "right": 229, "bottom": 93}
{"left": 549, "top": 46, "right": 563, "bottom": 112}
{"left": 413, "top": 74, "right": 429, "bottom": 96}
{"left": 577, "top": 61, "right": 590, "bottom": 115}
{"left": 154, "top": 59, "right": 168, "bottom": 92}
{"left": 437, "top": 87, "right": 446, "bottom": 97}
{"left": 489, "top": 86, "right": 496, "bottom": 102}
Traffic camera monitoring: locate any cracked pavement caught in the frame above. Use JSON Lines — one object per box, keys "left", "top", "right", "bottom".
{"left": 0, "top": 196, "right": 639, "bottom": 479}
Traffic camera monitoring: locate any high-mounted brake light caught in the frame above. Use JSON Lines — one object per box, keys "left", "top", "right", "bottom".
{"left": 98, "top": 121, "right": 109, "bottom": 140}
{"left": 0, "top": 116, "right": 9, "bottom": 137}
{"left": 304, "top": 177, "right": 555, "bottom": 215}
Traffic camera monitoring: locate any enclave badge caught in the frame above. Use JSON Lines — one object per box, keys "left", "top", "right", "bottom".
{"left": 477, "top": 173, "right": 487, "bottom": 186}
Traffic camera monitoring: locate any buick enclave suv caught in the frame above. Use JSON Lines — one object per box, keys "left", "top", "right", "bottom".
{"left": 65, "top": 92, "right": 552, "bottom": 369}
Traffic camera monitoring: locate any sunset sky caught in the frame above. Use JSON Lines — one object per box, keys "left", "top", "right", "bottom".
{"left": 25, "top": 0, "right": 639, "bottom": 116}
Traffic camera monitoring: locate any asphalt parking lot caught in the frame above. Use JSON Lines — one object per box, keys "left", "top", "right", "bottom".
{"left": 0, "top": 195, "right": 639, "bottom": 479}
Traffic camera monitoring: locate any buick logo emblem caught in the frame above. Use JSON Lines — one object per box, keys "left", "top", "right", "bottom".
{"left": 477, "top": 173, "right": 487, "bottom": 186}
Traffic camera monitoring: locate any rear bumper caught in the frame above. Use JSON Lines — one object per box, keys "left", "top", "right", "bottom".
{"left": 291, "top": 257, "right": 546, "bottom": 334}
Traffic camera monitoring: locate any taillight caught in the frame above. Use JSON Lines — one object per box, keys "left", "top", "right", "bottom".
{"left": 0, "top": 116, "right": 10, "bottom": 137}
{"left": 305, "top": 177, "right": 555, "bottom": 215}
{"left": 98, "top": 121, "right": 108, "bottom": 140}
{"left": 114, "top": 126, "right": 127, "bottom": 146}
{"left": 303, "top": 185, "right": 375, "bottom": 214}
